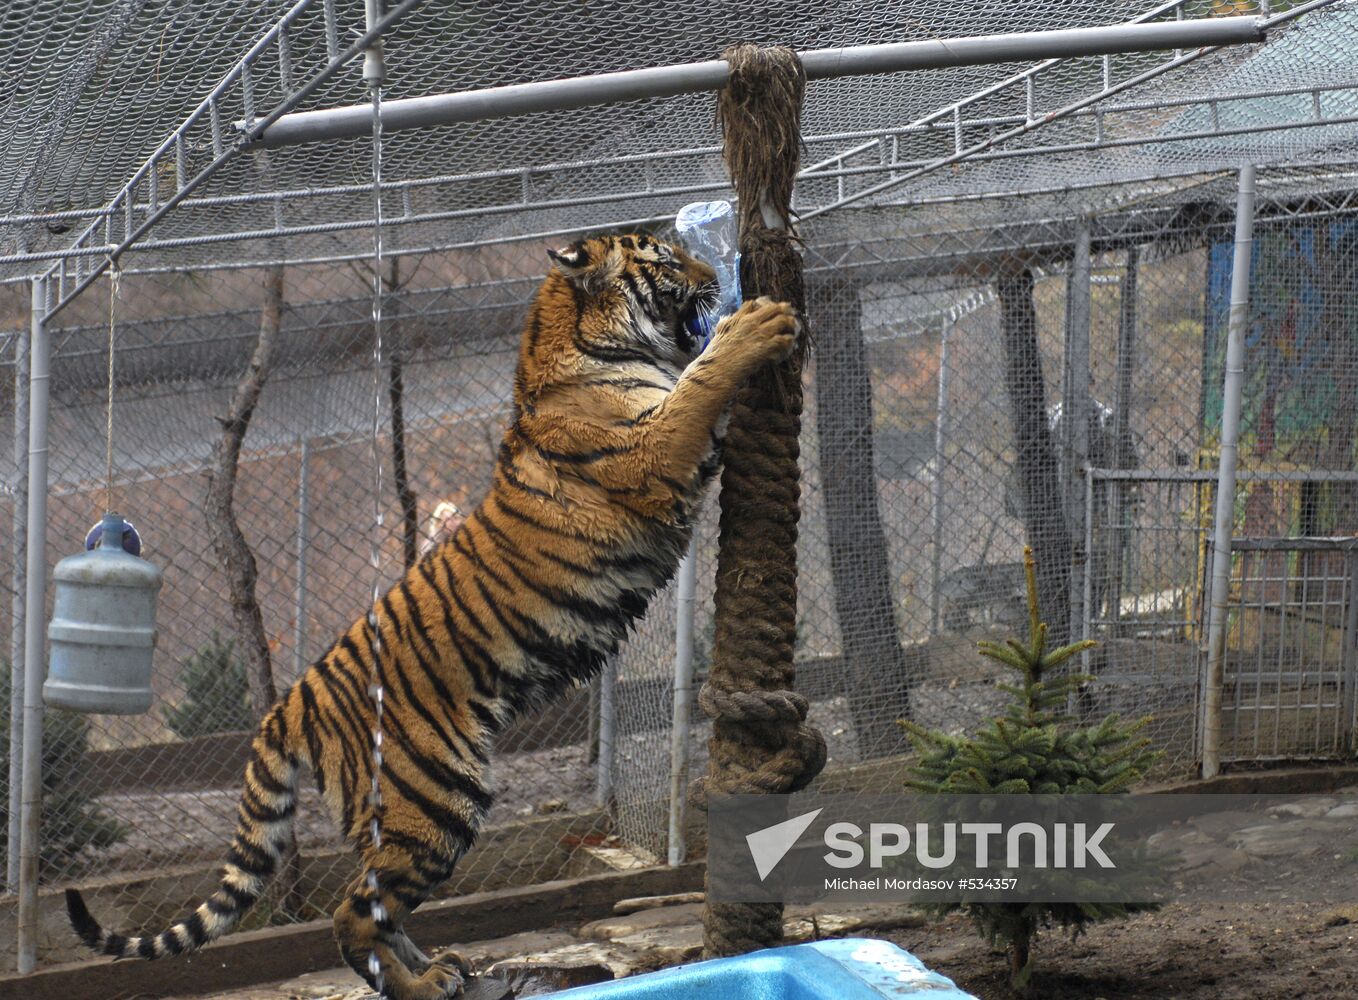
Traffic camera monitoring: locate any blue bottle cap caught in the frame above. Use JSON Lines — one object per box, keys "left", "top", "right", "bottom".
{"left": 85, "top": 515, "right": 142, "bottom": 557}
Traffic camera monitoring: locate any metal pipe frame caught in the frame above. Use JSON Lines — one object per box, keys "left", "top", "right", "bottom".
{"left": 9, "top": 102, "right": 1357, "bottom": 276}
{"left": 928, "top": 321, "right": 952, "bottom": 637}
{"left": 0, "top": 165, "right": 1255, "bottom": 281}
{"left": 7, "top": 75, "right": 1355, "bottom": 275}
{"left": 796, "top": 0, "right": 1264, "bottom": 177}
{"left": 595, "top": 655, "right": 616, "bottom": 809}
{"left": 1065, "top": 220, "right": 1093, "bottom": 663}
{"left": 293, "top": 439, "right": 311, "bottom": 678}
{"left": 35, "top": 0, "right": 426, "bottom": 321}
{"left": 6, "top": 307, "right": 28, "bottom": 893}
{"left": 797, "top": 10, "right": 1308, "bottom": 222}
{"left": 247, "top": 17, "right": 1266, "bottom": 148}
{"left": 667, "top": 537, "right": 699, "bottom": 867}
{"left": 4, "top": 3, "right": 1347, "bottom": 283}
{"left": 5, "top": 73, "right": 1350, "bottom": 234}
{"left": 0, "top": 0, "right": 1294, "bottom": 246}
{"left": 1201, "top": 163, "right": 1257, "bottom": 781}
{"left": 18, "top": 73, "right": 1347, "bottom": 241}
{"left": 17, "top": 277, "right": 49, "bottom": 973}
{"left": 1109, "top": 247, "right": 1139, "bottom": 629}
{"left": 144, "top": 163, "right": 1358, "bottom": 281}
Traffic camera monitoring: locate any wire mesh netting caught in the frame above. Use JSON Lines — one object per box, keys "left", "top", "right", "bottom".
{"left": 3, "top": 0, "right": 1358, "bottom": 978}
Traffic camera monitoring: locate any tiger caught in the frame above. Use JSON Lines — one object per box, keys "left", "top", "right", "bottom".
{"left": 65, "top": 233, "right": 800, "bottom": 1000}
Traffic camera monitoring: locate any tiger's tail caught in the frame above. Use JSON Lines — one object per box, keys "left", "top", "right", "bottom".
{"left": 67, "top": 705, "right": 300, "bottom": 960}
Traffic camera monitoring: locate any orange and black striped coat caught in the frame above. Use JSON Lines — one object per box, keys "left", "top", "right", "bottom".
{"left": 66, "top": 233, "right": 799, "bottom": 1000}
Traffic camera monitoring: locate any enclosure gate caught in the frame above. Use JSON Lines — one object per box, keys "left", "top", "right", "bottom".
{"left": 1202, "top": 537, "right": 1358, "bottom": 765}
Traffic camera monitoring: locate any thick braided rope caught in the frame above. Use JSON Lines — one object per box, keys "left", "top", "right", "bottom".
{"left": 701, "top": 43, "right": 826, "bottom": 960}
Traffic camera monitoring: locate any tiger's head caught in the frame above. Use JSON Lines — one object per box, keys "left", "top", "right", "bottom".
{"left": 543, "top": 233, "right": 719, "bottom": 364}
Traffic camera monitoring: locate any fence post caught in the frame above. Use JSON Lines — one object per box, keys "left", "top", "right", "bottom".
{"left": 595, "top": 654, "right": 616, "bottom": 809}
{"left": 17, "top": 277, "right": 50, "bottom": 973}
{"left": 1109, "top": 246, "right": 1139, "bottom": 627}
{"left": 1342, "top": 549, "right": 1358, "bottom": 754}
{"left": 1064, "top": 218, "right": 1092, "bottom": 654}
{"left": 667, "top": 536, "right": 698, "bottom": 865}
{"left": 6, "top": 307, "right": 30, "bottom": 895}
{"left": 929, "top": 320, "right": 952, "bottom": 637}
{"left": 1201, "top": 164, "right": 1256, "bottom": 780}
{"left": 293, "top": 438, "right": 311, "bottom": 678}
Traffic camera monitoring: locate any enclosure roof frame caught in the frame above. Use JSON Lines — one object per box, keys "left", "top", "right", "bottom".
{"left": 17, "top": 0, "right": 1349, "bottom": 319}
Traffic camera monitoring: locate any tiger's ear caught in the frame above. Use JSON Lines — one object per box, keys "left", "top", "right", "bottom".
{"left": 547, "top": 242, "right": 589, "bottom": 272}
{"left": 548, "top": 241, "right": 616, "bottom": 294}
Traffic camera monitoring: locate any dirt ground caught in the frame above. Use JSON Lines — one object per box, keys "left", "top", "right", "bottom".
{"left": 886, "top": 902, "right": 1358, "bottom": 1000}
{"left": 170, "top": 900, "right": 1356, "bottom": 1000}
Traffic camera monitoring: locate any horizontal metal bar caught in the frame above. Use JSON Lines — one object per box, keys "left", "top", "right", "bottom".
{"left": 1088, "top": 468, "right": 1358, "bottom": 483}
{"left": 247, "top": 16, "right": 1267, "bottom": 148}
{"left": 1230, "top": 536, "right": 1358, "bottom": 552}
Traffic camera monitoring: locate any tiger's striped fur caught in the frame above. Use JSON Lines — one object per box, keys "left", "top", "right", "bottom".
{"left": 66, "top": 233, "right": 799, "bottom": 999}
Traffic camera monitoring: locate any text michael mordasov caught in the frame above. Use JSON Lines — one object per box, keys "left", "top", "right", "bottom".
{"left": 825, "top": 876, "right": 958, "bottom": 891}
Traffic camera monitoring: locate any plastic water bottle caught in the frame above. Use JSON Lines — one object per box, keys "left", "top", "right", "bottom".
{"left": 675, "top": 200, "right": 741, "bottom": 348}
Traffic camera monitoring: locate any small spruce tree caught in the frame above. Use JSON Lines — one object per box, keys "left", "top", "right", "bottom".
{"left": 1, "top": 665, "right": 127, "bottom": 871}
{"left": 901, "top": 548, "right": 1162, "bottom": 993}
{"left": 164, "top": 631, "right": 253, "bottom": 738}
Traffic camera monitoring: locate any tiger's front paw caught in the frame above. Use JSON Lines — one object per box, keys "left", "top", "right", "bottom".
{"left": 715, "top": 297, "right": 799, "bottom": 368}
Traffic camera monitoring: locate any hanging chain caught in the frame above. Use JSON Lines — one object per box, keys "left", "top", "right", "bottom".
{"left": 365, "top": 71, "right": 388, "bottom": 999}
{"left": 105, "top": 264, "right": 121, "bottom": 516}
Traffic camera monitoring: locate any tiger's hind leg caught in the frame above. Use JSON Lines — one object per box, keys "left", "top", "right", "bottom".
{"left": 333, "top": 838, "right": 467, "bottom": 1000}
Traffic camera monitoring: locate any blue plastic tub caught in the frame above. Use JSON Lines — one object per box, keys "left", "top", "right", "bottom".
{"left": 545, "top": 937, "right": 978, "bottom": 999}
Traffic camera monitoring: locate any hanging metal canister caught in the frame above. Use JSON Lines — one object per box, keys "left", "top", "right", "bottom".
{"left": 44, "top": 512, "right": 162, "bottom": 714}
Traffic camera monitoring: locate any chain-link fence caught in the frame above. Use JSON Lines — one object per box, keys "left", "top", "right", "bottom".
{"left": 3, "top": 0, "right": 1358, "bottom": 979}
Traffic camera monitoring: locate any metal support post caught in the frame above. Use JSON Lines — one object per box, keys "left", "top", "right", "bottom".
{"left": 17, "top": 278, "right": 50, "bottom": 973}
{"left": 1065, "top": 220, "right": 1092, "bottom": 655}
{"left": 595, "top": 655, "right": 616, "bottom": 809}
{"left": 1110, "top": 246, "right": 1139, "bottom": 627}
{"left": 929, "top": 321, "right": 952, "bottom": 636}
{"left": 1201, "top": 164, "right": 1256, "bottom": 780}
{"left": 293, "top": 438, "right": 311, "bottom": 678}
{"left": 6, "top": 308, "right": 29, "bottom": 893}
{"left": 667, "top": 536, "right": 698, "bottom": 866}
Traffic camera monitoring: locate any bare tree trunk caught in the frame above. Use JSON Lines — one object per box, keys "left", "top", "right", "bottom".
{"left": 205, "top": 265, "right": 282, "bottom": 719}
{"left": 385, "top": 258, "right": 419, "bottom": 571}
{"left": 203, "top": 263, "right": 301, "bottom": 918}
{"left": 995, "top": 268, "right": 1072, "bottom": 643}
{"left": 808, "top": 275, "right": 913, "bottom": 757}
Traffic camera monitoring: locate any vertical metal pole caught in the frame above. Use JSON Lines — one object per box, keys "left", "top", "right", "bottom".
{"left": 1202, "top": 164, "right": 1256, "bottom": 780}
{"left": 1110, "top": 246, "right": 1139, "bottom": 628}
{"left": 667, "top": 536, "right": 698, "bottom": 866}
{"left": 1066, "top": 220, "right": 1093, "bottom": 648}
{"left": 929, "top": 321, "right": 952, "bottom": 637}
{"left": 7, "top": 310, "right": 30, "bottom": 893}
{"left": 595, "top": 655, "right": 616, "bottom": 809}
{"left": 1341, "top": 549, "right": 1358, "bottom": 753}
{"left": 293, "top": 438, "right": 311, "bottom": 678}
{"left": 1083, "top": 469, "right": 1096, "bottom": 676}
{"left": 17, "top": 278, "right": 50, "bottom": 973}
